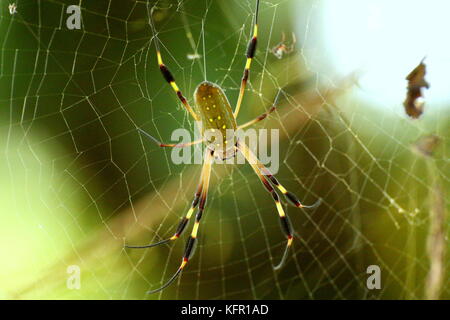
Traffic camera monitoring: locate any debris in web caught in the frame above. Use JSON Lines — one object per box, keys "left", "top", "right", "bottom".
{"left": 411, "top": 134, "right": 440, "bottom": 158}
{"left": 403, "top": 58, "right": 429, "bottom": 119}
{"left": 187, "top": 53, "right": 202, "bottom": 60}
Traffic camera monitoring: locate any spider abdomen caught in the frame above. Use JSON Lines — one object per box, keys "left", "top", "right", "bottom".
{"left": 194, "top": 81, "right": 237, "bottom": 155}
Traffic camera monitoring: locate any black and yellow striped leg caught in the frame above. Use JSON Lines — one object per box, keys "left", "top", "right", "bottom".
{"left": 234, "top": 0, "right": 260, "bottom": 118}
{"left": 239, "top": 142, "right": 321, "bottom": 209}
{"left": 125, "top": 186, "right": 202, "bottom": 249}
{"left": 125, "top": 150, "right": 211, "bottom": 249}
{"left": 147, "top": 150, "right": 214, "bottom": 294}
{"left": 238, "top": 142, "right": 320, "bottom": 269}
{"left": 267, "top": 175, "right": 321, "bottom": 209}
{"left": 237, "top": 142, "right": 293, "bottom": 270}
{"left": 149, "top": 8, "right": 200, "bottom": 121}
{"left": 138, "top": 128, "right": 203, "bottom": 148}
{"left": 262, "top": 175, "right": 294, "bottom": 270}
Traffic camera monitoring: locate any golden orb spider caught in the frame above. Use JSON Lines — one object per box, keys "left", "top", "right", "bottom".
{"left": 126, "top": 0, "right": 320, "bottom": 294}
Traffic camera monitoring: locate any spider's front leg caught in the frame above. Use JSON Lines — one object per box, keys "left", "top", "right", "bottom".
{"left": 148, "top": 7, "right": 200, "bottom": 122}
{"left": 234, "top": 0, "right": 260, "bottom": 118}
{"left": 146, "top": 150, "right": 213, "bottom": 294}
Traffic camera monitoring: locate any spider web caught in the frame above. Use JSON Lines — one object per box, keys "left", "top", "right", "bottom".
{"left": 1, "top": 0, "right": 449, "bottom": 300}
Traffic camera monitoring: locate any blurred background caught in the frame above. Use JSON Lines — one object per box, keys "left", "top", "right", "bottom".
{"left": 0, "top": 0, "right": 448, "bottom": 299}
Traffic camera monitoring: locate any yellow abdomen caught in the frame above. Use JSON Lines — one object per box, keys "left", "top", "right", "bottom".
{"left": 194, "top": 81, "right": 237, "bottom": 154}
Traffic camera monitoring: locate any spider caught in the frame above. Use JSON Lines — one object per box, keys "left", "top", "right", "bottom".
{"left": 9, "top": 3, "right": 18, "bottom": 15}
{"left": 271, "top": 32, "right": 296, "bottom": 59}
{"left": 126, "top": 0, "right": 320, "bottom": 294}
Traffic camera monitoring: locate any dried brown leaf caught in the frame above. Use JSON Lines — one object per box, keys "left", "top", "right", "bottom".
{"left": 403, "top": 59, "right": 430, "bottom": 119}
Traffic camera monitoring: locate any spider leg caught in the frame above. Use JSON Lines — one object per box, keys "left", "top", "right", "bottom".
{"left": 237, "top": 106, "right": 276, "bottom": 130}
{"left": 125, "top": 151, "right": 210, "bottom": 249}
{"left": 239, "top": 141, "right": 321, "bottom": 209}
{"left": 289, "top": 32, "right": 297, "bottom": 51}
{"left": 147, "top": 150, "right": 214, "bottom": 294}
{"left": 267, "top": 175, "right": 321, "bottom": 209}
{"left": 237, "top": 142, "right": 320, "bottom": 270}
{"left": 237, "top": 91, "right": 281, "bottom": 130}
{"left": 234, "top": 0, "right": 260, "bottom": 118}
{"left": 125, "top": 187, "right": 200, "bottom": 248}
{"left": 149, "top": 7, "right": 199, "bottom": 121}
{"left": 138, "top": 128, "right": 203, "bottom": 148}
{"left": 237, "top": 142, "right": 292, "bottom": 270}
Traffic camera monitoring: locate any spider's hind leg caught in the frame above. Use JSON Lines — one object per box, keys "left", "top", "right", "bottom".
{"left": 125, "top": 150, "right": 210, "bottom": 250}
{"left": 266, "top": 175, "right": 321, "bottom": 209}
{"left": 124, "top": 188, "right": 201, "bottom": 249}
{"left": 237, "top": 142, "right": 320, "bottom": 270}
{"left": 146, "top": 150, "right": 214, "bottom": 294}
